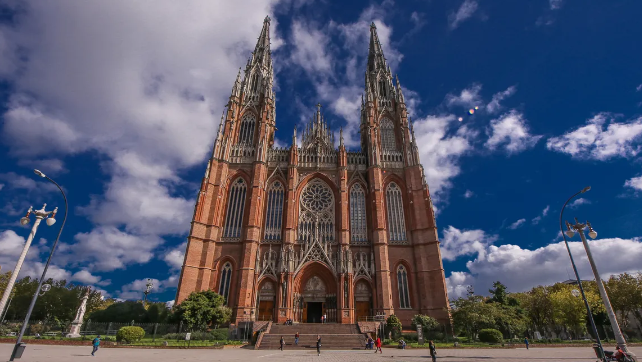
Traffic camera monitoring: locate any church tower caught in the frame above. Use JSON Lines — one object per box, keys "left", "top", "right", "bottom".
{"left": 177, "top": 17, "right": 450, "bottom": 327}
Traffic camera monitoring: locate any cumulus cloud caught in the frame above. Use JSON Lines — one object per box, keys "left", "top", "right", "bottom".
{"left": 508, "top": 218, "right": 526, "bottom": 230}
{"left": 71, "top": 270, "right": 111, "bottom": 286}
{"left": 486, "top": 86, "right": 517, "bottom": 114}
{"left": 445, "top": 84, "right": 483, "bottom": 109}
{"left": 413, "top": 115, "right": 476, "bottom": 201}
{"left": 568, "top": 197, "right": 591, "bottom": 209}
{"left": 447, "top": 237, "right": 642, "bottom": 299}
{"left": 546, "top": 113, "right": 642, "bottom": 160}
{"left": 625, "top": 175, "right": 642, "bottom": 191}
{"left": 0, "top": 230, "right": 70, "bottom": 280}
{"left": 163, "top": 242, "right": 186, "bottom": 270}
{"left": 485, "top": 111, "right": 542, "bottom": 154}
{"left": 449, "top": 0, "right": 479, "bottom": 30}
{"left": 440, "top": 226, "right": 498, "bottom": 261}
{"left": 118, "top": 276, "right": 177, "bottom": 300}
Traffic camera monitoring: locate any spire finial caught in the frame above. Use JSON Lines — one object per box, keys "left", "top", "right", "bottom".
{"left": 340, "top": 127, "right": 344, "bottom": 147}
{"left": 370, "top": 22, "right": 376, "bottom": 28}
{"left": 264, "top": 15, "right": 271, "bottom": 23}
{"left": 316, "top": 103, "right": 322, "bottom": 113}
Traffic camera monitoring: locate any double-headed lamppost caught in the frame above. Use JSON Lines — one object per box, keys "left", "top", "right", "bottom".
{"left": 0, "top": 204, "right": 58, "bottom": 321}
{"left": 564, "top": 218, "right": 637, "bottom": 361}
{"left": 559, "top": 186, "right": 606, "bottom": 362}
{"left": 9, "top": 170, "right": 67, "bottom": 361}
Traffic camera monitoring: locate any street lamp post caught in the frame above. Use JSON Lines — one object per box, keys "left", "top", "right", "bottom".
{"left": 564, "top": 218, "right": 637, "bottom": 361}
{"left": 0, "top": 204, "right": 58, "bottom": 321}
{"left": 559, "top": 186, "right": 606, "bottom": 362}
{"left": 10, "top": 170, "right": 68, "bottom": 361}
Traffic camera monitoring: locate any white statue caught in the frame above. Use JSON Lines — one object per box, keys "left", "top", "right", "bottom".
{"left": 67, "top": 288, "right": 91, "bottom": 338}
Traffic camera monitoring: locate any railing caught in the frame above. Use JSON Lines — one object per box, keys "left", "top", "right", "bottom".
{"left": 267, "top": 147, "right": 289, "bottom": 164}
{"left": 347, "top": 152, "right": 367, "bottom": 167}
{"left": 298, "top": 149, "right": 337, "bottom": 167}
{"left": 229, "top": 145, "right": 256, "bottom": 163}
{"left": 381, "top": 149, "right": 404, "bottom": 169}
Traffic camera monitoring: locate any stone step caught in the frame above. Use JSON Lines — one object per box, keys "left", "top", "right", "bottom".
{"left": 258, "top": 326, "right": 367, "bottom": 350}
{"left": 268, "top": 324, "right": 357, "bottom": 335}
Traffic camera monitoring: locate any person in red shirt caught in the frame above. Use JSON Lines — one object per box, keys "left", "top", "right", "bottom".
{"left": 374, "top": 337, "right": 382, "bottom": 353}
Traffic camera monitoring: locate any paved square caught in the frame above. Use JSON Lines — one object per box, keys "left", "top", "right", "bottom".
{"left": 1, "top": 344, "right": 640, "bottom": 362}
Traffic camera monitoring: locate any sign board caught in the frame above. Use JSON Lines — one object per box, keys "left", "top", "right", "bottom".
{"left": 417, "top": 326, "right": 425, "bottom": 345}
{"left": 185, "top": 332, "right": 191, "bottom": 341}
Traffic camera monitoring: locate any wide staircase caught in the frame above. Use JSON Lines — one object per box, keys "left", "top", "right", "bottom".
{"left": 258, "top": 324, "right": 367, "bottom": 350}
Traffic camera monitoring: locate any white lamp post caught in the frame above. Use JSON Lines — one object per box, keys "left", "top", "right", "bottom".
{"left": 565, "top": 218, "right": 637, "bottom": 361}
{"left": 0, "top": 204, "right": 58, "bottom": 319}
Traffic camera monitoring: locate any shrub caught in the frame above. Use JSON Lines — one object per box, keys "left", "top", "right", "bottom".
{"left": 478, "top": 329, "right": 503, "bottom": 343}
{"left": 401, "top": 333, "right": 418, "bottom": 342}
{"left": 385, "top": 315, "right": 402, "bottom": 339}
{"left": 30, "top": 324, "right": 44, "bottom": 335}
{"left": 210, "top": 328, "right": 228, "bottom": 340}
{"left": 116, "top": 326, "right": 145, "bottom": 343}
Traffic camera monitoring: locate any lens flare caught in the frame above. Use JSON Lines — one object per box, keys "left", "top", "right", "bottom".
{"left": 468, "top": 109, "right": 475, "bottom": 115}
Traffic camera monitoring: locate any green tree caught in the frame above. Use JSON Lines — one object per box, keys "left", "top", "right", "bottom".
{"left": 385, "top": 314, "right": 402, "bottom": 339}
{"left": 549, "top": 283, "right": 603, "bottom": 338}
{"left": 605, "top": 273, "right": 642, "bottom": 328}
{"left": 173, "top": 290, "right": 231, "bottom": 330}
{"left": 488, "top": 281, "right": 508, "bottom": 305}
{"left": 451, "top": 294, "right": 498, "bottom": 341}
{"left": 88, "top": 301, "right": 148, "bottom": 323}
{"left": 411, "top": 314, "right": 440, "bottom": 333}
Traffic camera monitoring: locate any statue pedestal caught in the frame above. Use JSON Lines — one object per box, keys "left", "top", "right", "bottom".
{"left": 66, "top": 321, "right": 82, "bottom": 338}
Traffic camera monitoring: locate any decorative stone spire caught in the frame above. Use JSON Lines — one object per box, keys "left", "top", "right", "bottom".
{"left": 368, "top": 22, "right": 388, "bottom": 74}
{"left": 231, "top": 68, "right": 242, "bottom": 97}
{"left": 292, "top": 126, "right": 297, "bottom": 147}
{"left": 396, "top": 74, "right": 405, "bottom": 103}
{"left": 339, "top": 127, "right": 344, "bottom": 148}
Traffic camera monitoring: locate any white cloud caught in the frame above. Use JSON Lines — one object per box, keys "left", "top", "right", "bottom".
{"left": 625, "top": 175, "right": 642, "bottom": 191}
{"left": 163, "top": 242, "right": 186, "bottom": 270}
{"left": 569, "top": 197, "right": 591, "bottom": 209}
{"left": 445, "top": 84, "right": 482, "bottom": 108}
{"left": 118, "top": 276, "right": 177, "bottom": 300}
{"left": 550, "top": 0, "right": 563, "bottom": 10}
{"left": 546, "top": 113, "right": 642, "bottom": 160}
{"left": 414, "top": 115, "right": 477, "bottom": 201}
{"left": 58, "top": 227, "right": 164, "bottom": 272}
{"left": 166, "top": 300, "right": 176, "bottom": 308}
{"left": 446, "top": 271, "right": 475, "bottom": 299}
{"left": 440, "top": 226, "right": 498, "bottom": 261}
{"left": 0, "top": 230, "right": 69, "bottom": 280}
{"left": 0, "top": 172, "right": 58, "bottom": 193}
{"left": 508, "top": 218, "right": 526, "bottom": 230}
{"left": 449, "top": 0, "right": 479, "bottom": 30}
{"left": 486, "top": 86, "right": 516, "bottom": 114}
{"left": 463, "top": 190, "right": 474, "bottom": 198}
{"left": 636, "top": 84, "right": 642, "bottom": 92}
{"left": 532, "top": 205, "right": 550, "bottom": 225}
{"left": 0, "top": 1, "right": 281, "bottom": 279}
{"left": 290, "top": 21, "right": 333, "bottom": 74}
{"left": 448, "top": 237, "right": 642, "bottom": 299}
{"left": 485, "top": 111, "right": 542, "bottom": 154}
{"left": 71, "top": 270, "right": 111, "bottom": 286}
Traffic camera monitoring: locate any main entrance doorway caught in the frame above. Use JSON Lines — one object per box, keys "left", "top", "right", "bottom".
{"left": 306, "top": 302, "right": 323, "bottom": 323}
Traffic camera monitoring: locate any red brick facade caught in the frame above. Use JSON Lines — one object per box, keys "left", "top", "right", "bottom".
{"left": 176, "top": 17, "right": 450, "bottom": 327}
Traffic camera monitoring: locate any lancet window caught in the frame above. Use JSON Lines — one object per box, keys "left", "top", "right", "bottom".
{"left": 386, "top": 182, "right": 407, "bottom": 242}
{"left": 397, "top": 265, "right": 411, "bottom": 309}
{"left": 219, "top": 262, "right": 232, "bottom": 305}
{"left": 380, "top": 118, "right": 396, "bottom": 150}
{"left": 238, "top": 114, "right": 256, "bottom": 144}
{"left": 223, "top": 178, "right": 247, "bottom": 238}
{"left": 263, "top": 181, "right": 284, "bottom": 241}
{"left": 350, "top": 183, "right": 367, "bottom": 243}
{"left": 298, "top": 179, "right": 335, "bottom": 243}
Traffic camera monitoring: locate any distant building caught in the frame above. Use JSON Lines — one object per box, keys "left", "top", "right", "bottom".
{"left": 176, "top": 16, "right": 450, "bottom": 326}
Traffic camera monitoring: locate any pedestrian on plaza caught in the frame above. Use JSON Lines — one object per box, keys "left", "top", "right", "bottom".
{"left": 323, "top": 313, "right": 327, "bottom": 324}
{"left": 429, "top": 340, "right": 437, "bottom": 362}
{"left": 316, "top": 336, "right": 322, "bottom": 356}
{"left": 374, "top": 337, "right": 382, "bottom": 353}
{"left": 524, "top": 337, "right": 529, "bottom": 350}
{"left": 295, "top": 332, "right": 299, "bottom": 345}
{"left": 280, "top": 336, "right": 285, "bottom": 351}
{"left": 91, "top": 335, "right": 101, "bottom": 356}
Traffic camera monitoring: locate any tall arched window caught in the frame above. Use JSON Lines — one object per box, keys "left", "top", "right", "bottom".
{"left": 223, "top": 178, "right": 247, "bottom": 238}
{"left": 380, "top": 118, "right": 396, "bottom": 150}
{"left": 238, "top": 114, "right": 256, "bottom": 144}
{"left": 264, "top": 181, "right": 284, "bottom": 241}
{"left": 298, "top": 178, "right": 335, "bottom": 244}
{"left": 219, "top": 262, "right": 232, "bottom": 305}
{"left": 386, "top": 182, "right": 407, "bottom": 242}
{"left": 397, "top": 265, "right": 411, "bottom": 309}
{"left": 350, "top": 183, "right": 367, "bottom": 243}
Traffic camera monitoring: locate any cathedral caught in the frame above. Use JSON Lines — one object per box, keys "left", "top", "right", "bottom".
{"left": 176, "top": 16, "right": 450, "bottom": 327}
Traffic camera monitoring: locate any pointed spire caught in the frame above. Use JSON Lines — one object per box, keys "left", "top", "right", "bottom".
{"left": 339, "top": 127, "right": 344, "bottom": 148}
{"left": 254, "top": 16, "right": 272, "bottom": 65}
{"left": 292, "top": 126, "right": 297, "bottom": 147}
{"left": 396, "top": 74, "right": 405, "bottom": 103}
{"left": 231, "top": 68, "right": 242, "bottom": 96}
{"left": 368, "top": 21, "right": 387, "bottom": 74}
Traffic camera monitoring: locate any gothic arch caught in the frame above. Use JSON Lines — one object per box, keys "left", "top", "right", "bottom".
{"left": 382, "top": 174, "right": 413, "bottom": 237}
{"left": 293, "top": 261, "right": 337, "bottom": 294}
{"left": 293, "top": 173, "right": 340, "bottom": 238}
{"left": 392, "top": 260, "right": 415, "bottom": 310}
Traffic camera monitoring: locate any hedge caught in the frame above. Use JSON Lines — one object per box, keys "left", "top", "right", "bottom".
{"left": 478, "top": 329, "right": 503, "bottom": 343}
{"left": 116, "top": 326, "right": 145, "bottom": 343}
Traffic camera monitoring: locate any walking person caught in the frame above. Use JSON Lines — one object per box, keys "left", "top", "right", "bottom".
{"left": 524, "top": 337, "right": 529, "bottom": 350}
{"left": 280, "top": 336, "right": 285, "bottom": 351}
{"left": 374, "top": 337, "right": 382, "bottom": 354}
{"left": 429, "top": 340, "right": 437, "bottom": 362}
{"left": 295, "top": 332, "right": 299, "bottom": 346}
{"left": 91, "top": 335, "right": 101, "bottom": 356}
{"left": 323, "top": 313, "right": 327, "bottom": 324}
{"left": 316, "top": 336, "right": 322, "bottom": 356}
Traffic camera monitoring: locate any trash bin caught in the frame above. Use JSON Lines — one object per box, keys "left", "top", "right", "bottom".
{"left": 13, "top": 343, "right": 27, "bottom": 359}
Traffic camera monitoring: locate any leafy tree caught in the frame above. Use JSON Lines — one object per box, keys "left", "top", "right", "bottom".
{"left": 88, "top": 300, "right": 148, "bottom": 323}
{"left": 549, "top": 283, "right": 603, "bottom": 339}
{"left": 451, "top": 294, "right": 498, "bottom": 341}
{"left": 605, "top": 273, "right": 642, "bottom": 328}
{"left": 488, "top": 281, "right": 508, "bottom": 305}
{"left": 411, "top": 314, "right": 440, "bottom": 333}
{"left": 173, "top": 290, "right": 231, "bottom": 330}
{"left": 385, "top": 314, "right": 402, "bottom": 339}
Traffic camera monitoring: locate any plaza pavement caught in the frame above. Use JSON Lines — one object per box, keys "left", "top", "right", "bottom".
{"left": 1, "top": 344, "right": 640, "bottom": 362}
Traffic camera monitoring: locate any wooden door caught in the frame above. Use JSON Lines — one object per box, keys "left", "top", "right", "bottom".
{"left": 302, "top": 303, "right": 308, "bottom": 322}
{"left": 258, "top": 300, "right": 274, "bottom": 321}
{"left": 355, "top": 301, "right": 370, "bottom": 321}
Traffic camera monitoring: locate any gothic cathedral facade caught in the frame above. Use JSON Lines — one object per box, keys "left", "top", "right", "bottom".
{"left": 176, "top": 16, "right": 450, "bottom": 326}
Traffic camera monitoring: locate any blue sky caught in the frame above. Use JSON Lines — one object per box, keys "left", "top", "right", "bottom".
{"left": 1, "top": 0, "right": 642, "bottom": 304}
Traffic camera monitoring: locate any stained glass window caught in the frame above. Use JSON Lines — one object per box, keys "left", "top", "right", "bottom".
{"left": 386, "top": 182, "right": 407, "bottom": 242}
{"left": 219, "top": 262, "right": 232, "bottom": 305}
{"left": 264, "top": 181, "right": 284, "bottom": 241}
{"left": 397, "top": 265, "right": 411, "bottom": 309}
{"left": 223, "top": 178, "right": 247, "bottom": 238}
{"left": 350, "top": 183, "right": 367, "bottom": 243}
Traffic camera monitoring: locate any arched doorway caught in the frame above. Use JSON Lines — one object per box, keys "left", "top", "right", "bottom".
{"left": 293, "top": 262, "right": 337, "bottom": 323}
{"left": 354, "top": 280, "right": 372, "bottom": 321}
{"left": 257, "top": 280, "right": 276, "bottom": 321}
